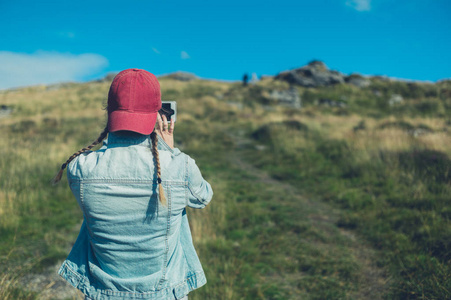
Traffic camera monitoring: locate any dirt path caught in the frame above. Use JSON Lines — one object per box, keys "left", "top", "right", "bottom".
{"left": 227, "top": 132, "right": 389, "bottom": 299}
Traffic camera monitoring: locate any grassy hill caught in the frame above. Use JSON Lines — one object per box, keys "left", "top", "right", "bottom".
{"left": 0, "top": 74, "right": 450, "bottom": 299}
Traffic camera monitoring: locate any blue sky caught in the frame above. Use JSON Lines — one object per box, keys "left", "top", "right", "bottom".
{"left": 0, "top": 0, "right": 450, "bottom": 89}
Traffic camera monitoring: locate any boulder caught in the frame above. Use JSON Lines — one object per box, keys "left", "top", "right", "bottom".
{"left": 0, "top": 105, "right": 12, "bottom": 119}
{"left": 345, "top": 73, "right": 370, "bottom": 88}
{"left": 268, "top": 87, "right": 301, "bottom": 108}
{"left": 388, "top": 94, "right": 404, "bottom": 106}
{"left": 275, "top": 60, "right": 345, "bottom": 87}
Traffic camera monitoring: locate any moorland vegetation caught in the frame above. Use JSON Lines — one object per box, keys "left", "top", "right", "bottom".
{"left": 0, "top": 64, "right": 450, "bottom": 299}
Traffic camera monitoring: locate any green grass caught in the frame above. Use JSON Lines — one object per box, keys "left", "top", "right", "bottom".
{"left": 1, "top": 76, "right": 450, "bottom": 299}
{"left": 245, "top": 119, "right": 450, "bottom": 299}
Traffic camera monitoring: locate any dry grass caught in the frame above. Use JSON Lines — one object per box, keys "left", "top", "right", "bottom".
{"left": 1, "top": 77, "right": 450, "bottom": 299}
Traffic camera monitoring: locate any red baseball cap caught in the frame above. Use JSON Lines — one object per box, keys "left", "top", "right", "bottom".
{"left": 107, "top": 69, "right": 161, "bottom": 135}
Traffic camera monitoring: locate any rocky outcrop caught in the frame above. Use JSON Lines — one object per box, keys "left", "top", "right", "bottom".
{"left": 345, "top": 73, "right": 370, "bottom": 88}
{"left": 268, "top": 87, "right": 301, "bottom": 108}
{"left": 275, "top": 61, "right": 345, "bottom": 87}
{"left": 275, "top": 61, "right": 374, "bottom": 88}
{"left": 0, "top": 105, "right": 12, "bottom": 118}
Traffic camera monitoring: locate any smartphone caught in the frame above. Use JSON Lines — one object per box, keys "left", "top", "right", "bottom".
{"left": 159, "top": 101, "right": 177, "bottom": 122}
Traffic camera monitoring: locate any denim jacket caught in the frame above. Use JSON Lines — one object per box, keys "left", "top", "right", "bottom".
{"left": 58, "top": 132, "right": 213, "bottom": 300}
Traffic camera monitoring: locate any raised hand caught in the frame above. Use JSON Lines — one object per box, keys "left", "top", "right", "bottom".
{"left": 155, "top": 113, "right": 175, "bottom": 149}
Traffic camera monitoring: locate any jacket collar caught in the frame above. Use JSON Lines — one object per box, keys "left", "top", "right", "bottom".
{"left": 107, "top": 132, "right": 174, "bottom": 152}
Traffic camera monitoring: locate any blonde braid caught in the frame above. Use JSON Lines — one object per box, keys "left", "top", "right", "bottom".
{"left": 52, "top": 126, "right": 109, "bottom": 184}
{"left": 150, "top": 132, "right": 166, "bottom": 206}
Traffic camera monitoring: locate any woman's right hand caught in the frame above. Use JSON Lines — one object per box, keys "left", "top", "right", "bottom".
{"left": 156, "top": 113, "right": 175, "bottom": 149}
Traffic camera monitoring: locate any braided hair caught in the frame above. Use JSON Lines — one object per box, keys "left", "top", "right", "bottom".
{"left": 52, "top": 126, "right": 109, "bottom": 184}
{"left": 150, "top": 131, "right": 166, "bottom": 206}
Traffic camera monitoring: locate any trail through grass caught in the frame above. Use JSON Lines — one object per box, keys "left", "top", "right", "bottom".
{"left": 1, "top": 78, "right": 450, "bottom": 299}
{"left": 223, "top": 132, "right": 388, "bottom": 299}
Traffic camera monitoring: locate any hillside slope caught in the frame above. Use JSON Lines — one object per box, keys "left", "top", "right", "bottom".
{"left": 0, "top": 74, "right": 450, "bottom": 299}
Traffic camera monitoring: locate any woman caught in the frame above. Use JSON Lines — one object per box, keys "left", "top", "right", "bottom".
{"left": 53, "top": 68, "right": 213, "bottom": 300}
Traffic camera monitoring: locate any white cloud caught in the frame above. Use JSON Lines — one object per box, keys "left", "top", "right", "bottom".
{"left": 152, "top": 47, "right": 161, "bottom": 54}
{"left": 0, "top": 51, "right": 108, "bottom": 89}
{"left": 181, "top": 51, "right": 190, "bottom": 60}
{"left": 346, "top": 0, "right": 371, "bottom": 11}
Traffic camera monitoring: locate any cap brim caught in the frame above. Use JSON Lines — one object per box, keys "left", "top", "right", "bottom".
{"left": 108, "top": 110, "right": 158, "bottom": 135}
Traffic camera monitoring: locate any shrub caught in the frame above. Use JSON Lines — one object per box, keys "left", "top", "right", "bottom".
{"left": 316, "top": 139, "right": 348, "bottom": 162}
{"left": 251, "top": 121, "right": 308, "bottom": 142}
{"left": 9, "top": 120, "right": 36, "bottom": 133}
{"left": 398, "top": 149, "right": 451, "bottom": 184}
{"left": 415, "top": 100, "right": 440, "bottom": 115}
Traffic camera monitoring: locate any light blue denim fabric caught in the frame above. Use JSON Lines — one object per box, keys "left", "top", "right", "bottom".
{"left": 58, "top": 132, "right": 213, "bottom": 300}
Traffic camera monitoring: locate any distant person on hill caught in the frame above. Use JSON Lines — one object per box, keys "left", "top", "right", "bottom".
{"left": 53, "top": 69, "right": 213, "bottom": 300}
{"left": 242, "top": 73, "right": 249, "bottom": 86}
